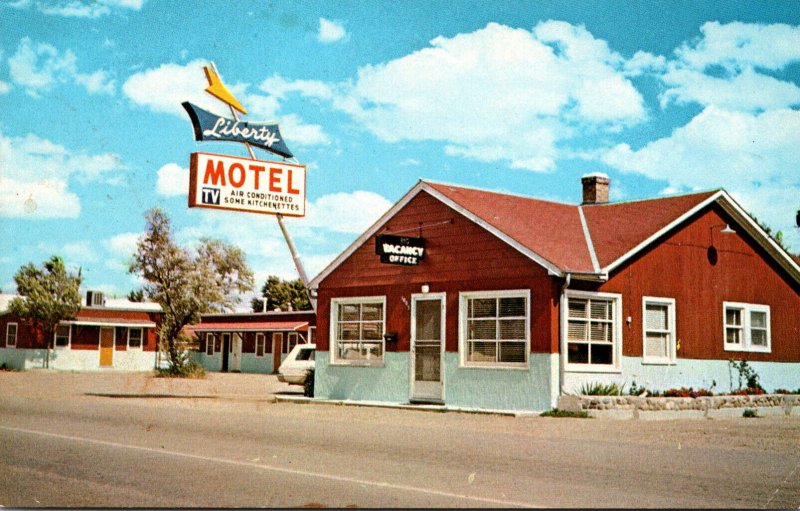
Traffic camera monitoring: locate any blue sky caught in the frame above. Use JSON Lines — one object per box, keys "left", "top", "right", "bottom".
{"left": 1, "top": 1, "right": 799, "bottom": 309}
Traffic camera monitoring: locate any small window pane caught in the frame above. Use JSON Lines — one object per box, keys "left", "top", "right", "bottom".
{"left": 567, "top": 342, "right": 589, "bottom": 364}
{"left": 55, "top": 325, "right": 70, "bottom": 347}
{"left": 591, "top": 344, "right": 613, "bottom": 365}
{"left": 499, "top": 342, "right": 526, "bottom": 363}
{"left": 568, "top": 299, "right": 587, "bottom": 319}
{"left": 750, "top": 311, "right": 767, "bottom": 329}
{"left": 567, "top": 320, "right": 587, "bottom": 341}
{"left": 361, "top": 322, "right": 383, "bottom": 340}
{"left": 338, "top": 322, "right": 360, "bottom": 340}
{"left": 725, "top": 308, "right": 742, "bottom": 326}
{"left": 7, "top": 324, "right": 17, "bottom": 347}
{"left": 726, "top": 327, "right": 741, "bottom": 345}
{"left": 751, "top": 329, "right": 767, "bottom": 347}
{"left": 590, "top": 300, "right": 611, "bottom": 320}
{"left": 206, "top": 334, "right": 215, "bottom": 355}
{"left": 499, "top": 319, "right": 525, "bottom": 340}
{"left": 499, "top": 297, "right": 525, "bottom": 317}
{"left": 469, "top": 298, "right": 497, "bottom": 318}
{"left": 340, "top": 304, "right": 360, "bottom": 321}
{"left": 645, "top": 333, "right": 669, "bottom": 359}
{"left": 468, "top": 341, "right": 497, "bottom": 362}
{"left": 361, "top": 303, "right": 383, "bottom": 321}
{"left": 645, "top": 304, "right": 668, "bottom": 330}
{"left": 129, "top": 328, "right": 143, "bottom": 348}
{"left": 589, "top": 322, "right": 611, "bottom": 342}
{"left": 468, "top": 319, "right": 496, "bottom": 340}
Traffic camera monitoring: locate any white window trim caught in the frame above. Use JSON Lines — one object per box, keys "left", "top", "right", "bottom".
{"left": 285, "top": 331, "right": 299, "bottom": 354}
{"left": 205, "top": 333, "right": 215, "bottom": 355}
{"left": 54, "top": 324, "right": 72, "bottom": 349}
{"left": 458, "top": 289, "right": 531, "bottom": 369}
{"left": 562, "top": 290, "right": 623, "bottom": 373}
{"left": 641, "top": 297, "right": 677, "bottom": 365}
{"left": 330, "top": 295, "right": 386, "bottom": 367}
{"left": 127, "top": 327, "right": 144, "bottom": 350}
{"left": 6, "top": 322, "right": 18, "bottom": 348}
{"left": 255, "top": 333, "right": 266, "bottom": 358}
{"left": 723, "top": 301, "right": 771, "bottom": 353}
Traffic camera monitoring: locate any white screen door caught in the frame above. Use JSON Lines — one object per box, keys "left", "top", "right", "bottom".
{"left": 410, "top": 294, "right": 445, "bottom": 402}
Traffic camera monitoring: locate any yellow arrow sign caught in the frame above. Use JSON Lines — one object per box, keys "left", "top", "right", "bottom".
{"left": 203, "top": 65, "right": 248, "bottom": 115}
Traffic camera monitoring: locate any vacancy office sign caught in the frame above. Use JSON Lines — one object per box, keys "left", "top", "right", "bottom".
{"left": 189, "top": 152, "right": 306, "bottom": 217}
{"left": 375, "top": 234, "right": 425, "bottom": 266}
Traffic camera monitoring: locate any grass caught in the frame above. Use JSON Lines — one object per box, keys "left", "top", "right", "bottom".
{"left": 579, "top": 382, "right": 625, "bottom": 396}
{"left": 540, "top": 408, "right": 591, "bottom": 418}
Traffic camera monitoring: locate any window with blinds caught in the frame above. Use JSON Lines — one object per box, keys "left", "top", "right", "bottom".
{"left": 642, "top": 298, "right": 675, "bottom": 364}
{"left": 332, "top": 297, "right": 385, "bottom": 365}
{"left": 565, "top": 292, "right": 620, "bottom": 370}
{"left": 724, "top": 302, "right": 770, "bottom": 353}
{"left": 461, "top": 291, "right": 529, "bottom": 367}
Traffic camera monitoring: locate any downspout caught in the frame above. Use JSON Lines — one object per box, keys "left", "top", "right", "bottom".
{"left": 558, "top": 273, "right": 572, "bottom": 402}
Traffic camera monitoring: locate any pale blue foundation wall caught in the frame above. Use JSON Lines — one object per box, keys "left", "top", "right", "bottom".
{"left": 442, "top": 353, "right": 554, "bottom": 411}
{"left": 193, "top": 351, "right": 286, "bottom": 373}
{"left": 563, "top": 357, "right": 800, "bottom": 394}
{"left": 314, "top": 351, "right": 556, "bottom": 411}
{"left": 0, "top": 347, "right": 157, "bottom": 371}
{"left": 314, "top": 352, "right": 409, "bottom": 403}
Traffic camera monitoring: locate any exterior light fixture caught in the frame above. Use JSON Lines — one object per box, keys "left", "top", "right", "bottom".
{"left": 421, "top": 284, "right": 430, "bottom": 294}
{"left": 707, "top": 223, "right": 736, "bottom": 266}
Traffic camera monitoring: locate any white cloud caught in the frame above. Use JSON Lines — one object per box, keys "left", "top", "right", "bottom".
{"left": 20, "top": 0, "right": 144, "bottom": 18}
{"left": 156, "top": 162, "right": 188, "bottom": 196}
{"left": 0, "top": 130, "right": 123, "bottom": 219}
{"left": 123, "top": 62, "right": 332, "bottom": 147}
{"left": 675, "top": 21, "right": 800, "bottom": 72}
{"left": 104, "top": 232, "right": 142, "bottom": 255}
{"left": 659, "top": 21, "right": 800, "bottom": 112}
{"left": 603, "top": 106, "right": 800, "bottom": 248}
{"left": 260, "top": 75, "right": 333, "bottom": 100}
{"left": 0, "top": 177, "right": 81, "bottom": 218}
{"left": 0, "top": 81, "right": 10, "bottom": 94}
{"left": 340, "top": 21, "right": 645, "bottom": 171}
{"left": 7, "top": 38, "right": 115, "bottom": 96}
{"left": 298, "top": 190, "right": 392, "bottom": 234}
{"left": 62, "top": 241, "right": 99, "bottom": 263}
{"left": 318, "top": 18, "right": 349, "bottom": 44}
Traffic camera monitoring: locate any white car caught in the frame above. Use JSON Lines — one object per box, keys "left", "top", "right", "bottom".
{"left": 278, "top": 343, "right": 315, "bottom": 385}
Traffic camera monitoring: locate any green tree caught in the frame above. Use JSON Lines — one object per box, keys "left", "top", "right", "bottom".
{"left": 127, "top": 289, "right": 145, "bottom": 302}
{"left": 9, "top": 256, "right": 82, "bottom": 369}
{"left": 129, "top": 208, "right": 254, "bottom": 375}
{"left": 251, "top": 275, "right": 311, "bottom": 312}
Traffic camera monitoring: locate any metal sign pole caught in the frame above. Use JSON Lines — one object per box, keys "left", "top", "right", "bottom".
{"left": 208, "top": 62, "right": 316, "bottom": 312}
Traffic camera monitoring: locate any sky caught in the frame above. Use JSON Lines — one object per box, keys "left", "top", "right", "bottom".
{"left": 1, "top": 0, "right": 799, "bottom": 310}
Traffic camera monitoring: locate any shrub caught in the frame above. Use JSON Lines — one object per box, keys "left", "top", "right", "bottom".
{"left": 663, "top": 387, "right": 714, "bottom": 398}
{"left": 742, "top": 409, "right": 759, "bottom": 418}
{"left": 774, "top": 388, "right": 800, "bottom": 395}
{"left": 540, "top": 408, "right": 590, "bottom": 418}
{"left": 628, "top": 381, "right": 662, "bottom": 397}
{"left": 0, "top": 363, "right": 18, "bottom": 371}
{"left": 303, "top": 368, "right": 315, "bottom": 398}
{"left": 731, "top": 387, "right": 765, "bottom": 396}
{"left": 155, "top": 360, "right": 205, "bottom": 379}
{"left": 579, "top": 382, "right": 625, "bottom": 396}
{"left": 729, "top": 359, "right": 764, "bottom": 393}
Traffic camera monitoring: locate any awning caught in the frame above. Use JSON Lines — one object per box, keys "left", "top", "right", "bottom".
{"left": 64, "top": 318, "right": 157, "bottom": 328}
{"left": 187, "top": 321, "right": 309, "bottom": 333}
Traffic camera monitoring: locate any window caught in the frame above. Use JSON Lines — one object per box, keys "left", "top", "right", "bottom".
{"left": 459, "top": 290, "right": 529, "bottom": 367}
{"left": 642, "top": 297, "right": 676, "bottom": 364}
{"left": 128, "top": 328, "right": 143, "bottom": 349}
{"left": 564, "top": 291, "right": 622, "bottom": 372}
{"left": 255, "top": 333, "right": 265, "bottom": 357}
{"left": 331, "top": 296, "right": 385, "bottom": 365}
{"left": 296, "top": 347, "right": 315, "bottom": 361}
{"left": 6, "top": 323, "right": 17, "bottom": 348}
{"left": 724, "top": 302, "right": 771, "bottom": 353}
{"left": 54, "top": 324, "right": 71, "bottom": 348}
{"left": 206, "top": 333, "right": 215, "bottom": 355}
{"left": 285, "top": 332, "right": 300, "bottom": 354}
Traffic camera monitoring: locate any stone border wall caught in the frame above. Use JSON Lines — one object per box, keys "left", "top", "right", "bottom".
{"left": 558, "top": 394, "right": 800, "bottom": 416}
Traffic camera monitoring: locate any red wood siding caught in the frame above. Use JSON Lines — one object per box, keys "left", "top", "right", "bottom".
{"left": 579, "top": 205, "right": 800, "bottom": 362}
{"left": 317, "top": 191, "right": 558, "bottom": 354}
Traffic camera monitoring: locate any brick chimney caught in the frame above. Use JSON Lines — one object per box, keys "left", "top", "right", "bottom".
{"left": 581, "top": 173, "right": 610, "bottom": 205}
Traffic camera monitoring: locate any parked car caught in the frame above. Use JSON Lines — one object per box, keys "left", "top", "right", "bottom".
{"left": 278, "top": 343, "right": 315, "bottom": 385}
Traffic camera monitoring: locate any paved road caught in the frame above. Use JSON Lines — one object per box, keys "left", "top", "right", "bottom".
{"left": 0, "top": 372, "right": 799, "bottom": 508}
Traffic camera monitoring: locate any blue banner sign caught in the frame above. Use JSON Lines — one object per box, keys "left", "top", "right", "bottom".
{"left": 182, "top": 101, "right": 294, "bottom": 158}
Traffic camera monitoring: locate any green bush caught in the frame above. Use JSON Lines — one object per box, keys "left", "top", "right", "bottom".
{"left": 579, "top": 381, "right": 625, "bottom": 396}
{"left": 303, "top": 368, "right": 315, "bottom": 397}
{"left": 540, "top": 408, "right": 590, "bottom": 418}
{"left": 742, "top": 408, "right": 759, "bottom": 418}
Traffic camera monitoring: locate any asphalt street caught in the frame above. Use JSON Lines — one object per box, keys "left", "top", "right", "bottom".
{"left": 0, "top": 372, "right": 799, "bottom": 508}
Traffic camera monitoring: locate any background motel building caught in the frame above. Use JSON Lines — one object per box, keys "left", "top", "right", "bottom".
{"left": 309, "top": 176, "right": 800, "bottom": 412}
{"left": 189, "top": 310, "right": 315, "bottom": 374}
{"left": 0, "top": 291, "right": 162, "bottom": 371}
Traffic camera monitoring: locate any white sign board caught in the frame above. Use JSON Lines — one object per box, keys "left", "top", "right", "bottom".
{"left": 188, "top": 152, "right": 306, "bottom": 217}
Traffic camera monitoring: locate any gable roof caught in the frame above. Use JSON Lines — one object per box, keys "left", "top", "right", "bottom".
{"left": 309, "top": 180, "right": 800, "bottom": 287}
